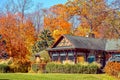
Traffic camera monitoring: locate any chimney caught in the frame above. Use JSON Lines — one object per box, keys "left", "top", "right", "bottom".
{"left": 86, "top": 32, "right": 95, "bottom": 38}
{"left": 88, "top": 33, "right": 95, "bottom": 38}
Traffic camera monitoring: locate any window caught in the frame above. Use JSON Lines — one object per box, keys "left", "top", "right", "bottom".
{"left": 52, "top": 54, "right": 58, "bottom": 61}
{"left": 60, "top": 52, "right": 66, "bottom": 62}
{"left": 88, "top": 56, "right": 95, "bottom": 63}
{"left": 77, "top": 56, "right": 85, "bottom": 63}
{"left": 68, "top": 51, "right": 74, "bottom": 61}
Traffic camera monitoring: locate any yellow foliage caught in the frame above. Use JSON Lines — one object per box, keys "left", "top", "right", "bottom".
{"left": 53, "top": 29, "right": 70, "bottom": 41}
{"left": 74, "top": 26, "right": 90, "bottom": 37}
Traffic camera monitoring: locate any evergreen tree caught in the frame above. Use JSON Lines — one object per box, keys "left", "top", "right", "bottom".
{"left": 32, "top": 29, "right": 54, "bottom": 53}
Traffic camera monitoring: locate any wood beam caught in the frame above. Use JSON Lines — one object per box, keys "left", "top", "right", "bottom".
{"left": 85, "top": 53, "right": 88, "bottom": 61}
{"left": 48, "top": 51, "right": 52, "bottom": 61}
{"left": 74, "top": 50, "right": 77, "bottom": 63}
{"left": 102, "top": 51, "right": 106, "bottom": 68}
{"left": 66, "top": 51, "right": 68, "bottom": 60}
{"left": 58, "top": 52, "right": 61, "bottom": 62}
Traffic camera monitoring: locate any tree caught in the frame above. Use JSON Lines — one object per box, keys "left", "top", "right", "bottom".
{"left": 0, "top": 35, "right": 8, "bottom": 59}
{"left": 27, "top": 3, "right": 44, "bottom": 35}
{"left": 65, "top": 0, "right": 108, "bottom": 36}
{"left": 100, "top": 0, "right": 120, "bottom": 38}
{"left": 0, "top": 13, "right": 36, "bottom": 59}
{"left": 44, "top": 4, "right": 72, "bottom": 40}
{"left": 3, "top": 0, "right": 33, "bottom": 18}
{"left": 32, "top": 29, "right": 54, "bottom": 53}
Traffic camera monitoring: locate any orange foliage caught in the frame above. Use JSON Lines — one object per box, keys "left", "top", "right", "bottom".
{"left": 65, "top": 0, "right": 108, "bottom": 38}
{"left": 50, "top": 4, "right": 68, "bottom": 19}
{"left": 104, "top": 62, "right": 120, "bottom": 77}
{"left": 74, "top": 25, "right": 100, "bottom": 38}
{"left": 44, "top": 0, "right": 108, "bottom": 39}
{"left": 44, "top": 4, "right": 72, "bottom": 40}
{"left": 0, "top": 13, "right": 36, "bottom": 59}
{"left": 44, "top": 17, "right": 71, "bottom": 40}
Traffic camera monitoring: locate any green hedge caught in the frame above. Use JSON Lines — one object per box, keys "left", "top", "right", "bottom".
{"left": 45, "top": 62, "right": 100, "bottom": 74}
{"left": 0, "top": 63, "right": 9, "bottom": 73}
{"left": 31, "top": 63, "right": 39, "bottom": 73}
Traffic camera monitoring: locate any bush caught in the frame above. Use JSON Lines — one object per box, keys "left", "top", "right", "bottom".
{"left": 30, "top": 63, "right": 46, "bottom": 73}
{"left": 45, "top": 62, "right": 100, "bottom": 74}
{"left": 9, "top": 59, "right": 31, "bottom": 73}
{"left": 39, "top": 50, "right": 50, "bottom": 63}
{"left": 104, "top": 62, "right": 120, "bottom": 77}
{"left": 0, "top": 63, "right": 9, "bottom": 73}
{"left": 31, "top": 63, "right": 39, "bottom": 73}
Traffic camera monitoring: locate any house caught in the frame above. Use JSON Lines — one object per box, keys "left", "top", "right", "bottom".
{"left": 47, "top": 34, "right": 120, "bottom": 67}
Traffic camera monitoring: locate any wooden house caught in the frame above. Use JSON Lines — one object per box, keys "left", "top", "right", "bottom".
{"left": 47, "top": 35, "right": 120, "bottom": 67}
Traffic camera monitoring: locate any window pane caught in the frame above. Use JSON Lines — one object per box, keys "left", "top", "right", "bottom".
{"left": 88, "top": 56, "right": 95, "bottom": 63}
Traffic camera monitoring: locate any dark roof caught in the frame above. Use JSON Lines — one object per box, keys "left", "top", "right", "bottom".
{"left": 48, "top": 35, "right": 120, "bottom": 51}
{"left": 64, "top": 35, "right": 106, "bottom": 51}
{"left": 108, "top": 55, "right": 120, "bottom": 62}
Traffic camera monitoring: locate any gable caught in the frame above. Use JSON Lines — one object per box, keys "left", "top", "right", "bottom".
{"left": 56, "top": 37, "right": 72, "bottom": 47}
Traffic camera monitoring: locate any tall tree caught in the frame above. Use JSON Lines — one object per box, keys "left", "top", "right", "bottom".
{"left": 28, "top": 3, "right": 44, "bottom": 34}
{"left": 44, "top": 4, "right": 71, "bottom": 40}
{"left": 4, "top": 0, "right": 33, "bottom": 18}
{"left": 65, "top": 0, "right": 108, "bottom": 36}
{"left": 101, "top": 0, "right": 120, "bottom": 38}
{"left": 0, "top": 13, "right": 36, "bottom": 59}
{"left": 32, "top": 29, "right": 54, "bottom": 53}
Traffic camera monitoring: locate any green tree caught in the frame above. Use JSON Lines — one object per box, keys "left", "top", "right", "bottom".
{"left": 32, "top": 29, "right": 54, "bottom": 53}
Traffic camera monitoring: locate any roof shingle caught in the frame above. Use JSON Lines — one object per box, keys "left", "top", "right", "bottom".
{"left": 48, "top": 35, "right": 120, "bottom": 51}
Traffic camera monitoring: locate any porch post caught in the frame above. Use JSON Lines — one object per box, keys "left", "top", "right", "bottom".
{"left": 85, "top": 53, "right": 88, "bottom": 62}
{"left": 74, "top": 50, "right": 77, "bottom": 63}
{"left": 66, "top": 51, "right": 68, "bottom": 60}
{"left": 48, "top": 51, "right": 52, "bottom": 61}
{"left": 58, "top": 52, "right": 61, "bottom": 62}
{"left": 103, "top": 51, "right": 106, "bottom": 67}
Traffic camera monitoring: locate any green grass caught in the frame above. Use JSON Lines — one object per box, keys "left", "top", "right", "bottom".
{"left": 0, "top": 73, "right": 117, "bottom": 80}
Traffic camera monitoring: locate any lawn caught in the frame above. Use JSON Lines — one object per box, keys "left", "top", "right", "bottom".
{"left": 0, "top": 73, "right": 117, "bottom": 80}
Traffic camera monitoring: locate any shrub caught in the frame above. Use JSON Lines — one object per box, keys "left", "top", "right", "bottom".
{"left": 30, "top": 62, "right": 46, "bottom": 73}
{"left": 31, "top": 63, "right": 39, "bottom": 73}
{"left": 9, "top": 59, "right": 31, "bottom": 73}
{"left": 88, "top": 64, "right": 98, "bottom": 74}
{"left": 63, "top": 60, "right": 74, "bottom": 65}
{"left": 0, "top": 63, "right": 9, "bottom": 73}
{"left": 104, "top": 62, "right": 120, "bottom": 77}
{"left": 0, "top": 58, "right": 13, "bottom": 73}
{"left": 39, "top": 50, "right": 50, "bottom": 63}
{"left": 45, "top": 62, "right": 100, "bottom": 74}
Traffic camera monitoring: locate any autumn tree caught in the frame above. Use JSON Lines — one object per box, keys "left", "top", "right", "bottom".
{"left": 65, "top": 0, "right": 108, "bottom": 37}
{"left": 100, "top": 0, "right": 120, "bottom": 38}
{"left": 44, "top": 4, "right": 72, "bottom": 40}
{"left": 0, "top": 13, "right": 36, "bottom": 59}
{"left": 0, "top": 35, "right": 8, "bottom": 59}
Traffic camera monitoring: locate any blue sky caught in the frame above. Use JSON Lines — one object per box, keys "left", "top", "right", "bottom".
{"left": 0, "top": 0, "right": 114, "bottom": 13}
{"left": 0, "top": 0, "right": 114, "bottom": 8}
{"left": 0, "top": 0, "right": 67, "bottom": 9}
{"left": 33, "top": 0, "right": 67, "bottom": 8}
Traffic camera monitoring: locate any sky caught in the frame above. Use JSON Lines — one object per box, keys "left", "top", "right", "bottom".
{"left": 33, "top": 0, "right": 67, "bottom": 8}
{"left": 0, "top": 0, "right": 114, "bottom": 13}
{"left": 0, "top": 0, "right": 68, "bottom": 9}
{"left": 0, "top": 0, "right": 114, "bottom": 8}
